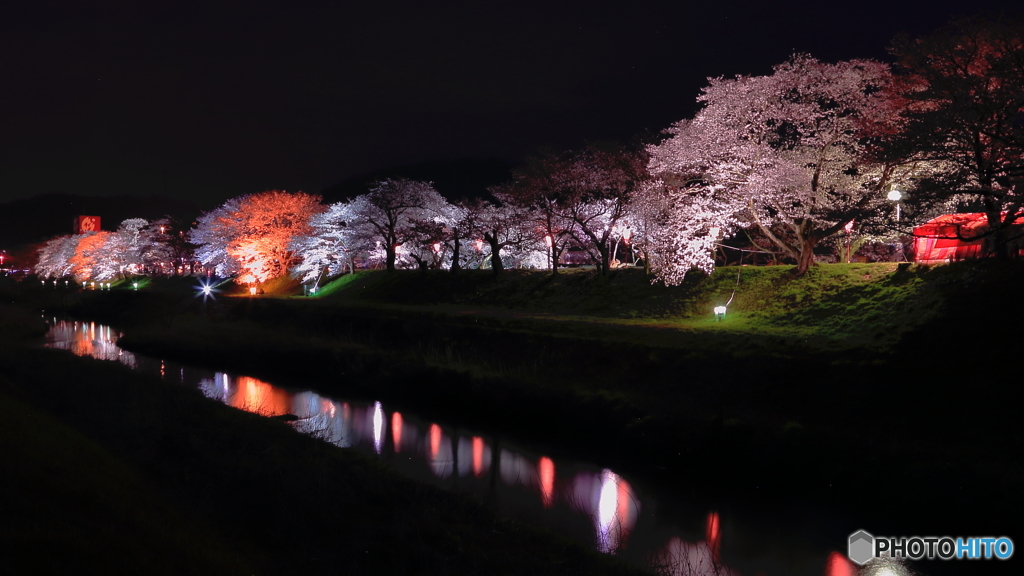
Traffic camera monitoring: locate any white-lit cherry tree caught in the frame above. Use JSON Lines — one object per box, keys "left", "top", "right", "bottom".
{"left": 290, "top": 201, "right": 360, "bottom": 288}
{"left": 465, "top": 191, "right": 537, "bottom": 274}
{"left": 650, "top": 55, "right": 905, "bottom": 275}
{"left": 348, "top": 178, "right": 450, "bottom": 272}
{"left": 35, "top": 235, "right": 80, "bottom": 279}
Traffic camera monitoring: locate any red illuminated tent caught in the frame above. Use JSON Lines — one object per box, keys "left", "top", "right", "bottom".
{"left": 913, "top": 212, "right": 1024, "bottom": 263}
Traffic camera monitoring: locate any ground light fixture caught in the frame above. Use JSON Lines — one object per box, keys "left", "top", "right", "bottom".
{"left": 132, "top": 282, "right": 138, "bottom": 290}
{"left": 714, "top": 305, "right": 727, "bottom": 321}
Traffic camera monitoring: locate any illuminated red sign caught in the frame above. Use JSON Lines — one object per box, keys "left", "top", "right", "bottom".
{"left": 75, "top": 215, "right": 101, "bottom": 234}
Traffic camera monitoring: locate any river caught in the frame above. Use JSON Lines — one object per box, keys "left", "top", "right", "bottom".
{"left": 44, "top": 318, "right": 909, "bottom": 576}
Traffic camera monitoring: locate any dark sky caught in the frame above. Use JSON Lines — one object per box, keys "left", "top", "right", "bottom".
{"left": 1, "top": 0, "right": 1020, "bottom": 209}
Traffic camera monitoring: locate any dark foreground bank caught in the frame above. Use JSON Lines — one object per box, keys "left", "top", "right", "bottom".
{"left": 0, "top": 311, "right": 649, "bottom": 575}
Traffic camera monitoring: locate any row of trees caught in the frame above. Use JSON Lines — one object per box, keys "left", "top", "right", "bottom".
{"left": 34, "top": 218, "right": 193, "bottom": 283}
{"left": 33, "top": 15, "right": 1024, "bottom": 287}
{"left": 644, "top": 14, "right": 1024, "bottom": 278}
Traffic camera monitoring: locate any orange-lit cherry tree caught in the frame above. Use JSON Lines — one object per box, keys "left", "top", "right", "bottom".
{"left": 190, "top": 191, "right": 325, "bottom": 286}
{"left": 67, "top": 231, "right": 114, "bottom": 283}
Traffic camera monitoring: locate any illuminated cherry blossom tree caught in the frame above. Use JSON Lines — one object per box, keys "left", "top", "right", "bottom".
{"left": 557, "top": 142, "right": 650, "bottom": 274}
{"left": 138, "top": 218, "right": 182, "bottom": 275}
{"left": 290, "top": 201, "right": 360, "bottom": 287}
{"left": 190, "top": 191, "right": 324, "bottom": 285}
{"left": 651, "top": 55, "right": 905, "bottom": 274}
{"left": 504, "top": 152, "right": 581, "bottom": 274}
{"left": 35, "top": 235, "right": 79, "bottom": 279}
{"left": 464, "top": 193, "right": 535, "bottom": 274}
{"left": 348, "top": 178, "right": 450, "bottom": 271}
{"left": 623, "top": 177, "right": 747, "bottom": 285}
{"left": 68, "top": 231, "right": 115, "bottom": 283}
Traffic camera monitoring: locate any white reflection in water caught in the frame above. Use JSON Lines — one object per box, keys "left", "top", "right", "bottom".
{"left": 292, "top": 394, "right": 352, "bottom": 448}
{"left": 372, "top": 402, "right": 385, "bottom": 454}
{"left": 658, "top": 538, "right": 734, "bottom": 576}
{"left": 572, "top": 469, "right": 639, "bottom": 554}
{"left": 656, "top": 512, "right": 735, "bottom": 576}
{"left": 500, "top": 448, "right": 537, "bottom": 488}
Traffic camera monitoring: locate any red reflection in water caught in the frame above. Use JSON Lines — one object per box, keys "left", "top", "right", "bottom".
{"left": 824, "top": 551, "right": 856, "bottom": 576}
{"left": 539, "top": 456, "right": 555, "bottom": 507}
{"left": 392, "top": 412, "right": 403, "bottom": 453}
{"left": 617, "top": 477, "right": 632, "bottom": 538}
{"left": 706, "top": 511, "right": 721, "bottom": 560}
{"left": 472, "top": 437, "right": 485, "bottom": 477}
{"left": 231, "top": 375, "right": 291, "bottom": 416}
{"left": 430, "top": 424, "right": 441, "bottom": 459}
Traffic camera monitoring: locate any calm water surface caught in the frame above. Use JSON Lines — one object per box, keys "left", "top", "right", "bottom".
{"left": 44, "top": 319, "right": 905, "bottom": 576}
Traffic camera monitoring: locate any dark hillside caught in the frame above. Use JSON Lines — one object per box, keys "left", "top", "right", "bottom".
{"left": 0, "top": 193, "right": 201, "bottom": 248}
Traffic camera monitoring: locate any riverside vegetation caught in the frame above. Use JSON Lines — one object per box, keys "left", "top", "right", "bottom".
{"left": 3, "top": 261, "right": 1022, "bottom": 574}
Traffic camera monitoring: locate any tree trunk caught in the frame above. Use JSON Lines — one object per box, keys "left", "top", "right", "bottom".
{"left": 386, "top": 247, "right": 397, "bottom": 271}
{"left": 450, "top": 231, "right": 462, "bottom": 273}
{"left": 795, "top": 237, "right": 817, "bottom": 275}
{"left": 487, "top": 236, "right": 504, "bottom": 275}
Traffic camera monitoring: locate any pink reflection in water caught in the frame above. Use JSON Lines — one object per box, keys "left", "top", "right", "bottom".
{"left": 428, "top": 424, "right": 452, "bottom": 477}
{"left": 430, "top": 424, "right": 441, "bottom": 459}
{"left": 392, "top": 412, "right": 403, "bottom": 453}
{"left": 539, "top": 456, "right": 555, "bottom": 507}
{"left": 706, "top": 511, "right": 721, "bottom": 561}
{"left": 473, "top": 437, "right": 487, "bottom": 477}
{"left": 824, "top": 551, "right": 856, "bottom": 576}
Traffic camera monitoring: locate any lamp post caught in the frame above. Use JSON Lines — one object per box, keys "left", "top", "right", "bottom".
{"left": 887, "top": 190, "right": 902, "bottom": 222}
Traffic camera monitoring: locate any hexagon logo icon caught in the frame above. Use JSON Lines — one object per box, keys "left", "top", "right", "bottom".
{"left": 848, "top": 530, "right": 875, "bottom": 565}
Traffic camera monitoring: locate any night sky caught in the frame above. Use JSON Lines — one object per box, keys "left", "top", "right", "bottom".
{"left": 2, "top": 0, "right": 1020, "bottom": 209}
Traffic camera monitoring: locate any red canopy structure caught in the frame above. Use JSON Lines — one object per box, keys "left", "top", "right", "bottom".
{"left": 913, "top": 212, "right": 1024, "bottom": 263}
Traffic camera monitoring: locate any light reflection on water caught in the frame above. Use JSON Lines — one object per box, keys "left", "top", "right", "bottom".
{"left": 43, "top": 319, "right": 864, "bottom": 576}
